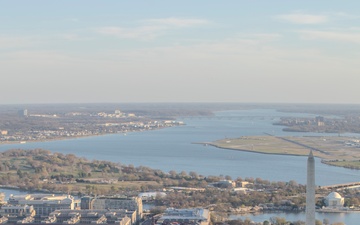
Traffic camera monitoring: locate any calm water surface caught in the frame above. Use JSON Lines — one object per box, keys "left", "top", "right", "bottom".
{"left": 0, "top": 109, "right": 359, "bottom": 224}
{"left": 0, "top": 109, "right": 358, "bottom": 186}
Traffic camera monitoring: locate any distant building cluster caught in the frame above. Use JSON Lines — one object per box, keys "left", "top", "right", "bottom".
{"left": 17, "top": 109, "right": 28, "bottom": 118}
{"left": 0, "top": 194, "right": 143, "bottom": 225}
{"left": 0, "top": 191, "right": 213, "bottom": 225}
{"left": 0, "top": 108, "right": 184, "bottom": 144}
{"left": 280, "top": 116, "right": 326, "bottom": 127}
{"left": 315, "top": 116, "right": 325, "bottom": 127}
{"left": 96, "top": 110, "right": 135, "bottom": 118}
{"left": 344, "top": 139, "right": 360, "bottom": 148}
{"left": 66, "top": 110, "right": 135, "bottom": 118}
{"left": 277, "top": 114, "right": 360, "bottom": 133}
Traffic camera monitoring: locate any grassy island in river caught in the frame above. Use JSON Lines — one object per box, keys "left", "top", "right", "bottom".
{"left": 209, "top": 135, "right": 360, "bottom": 169}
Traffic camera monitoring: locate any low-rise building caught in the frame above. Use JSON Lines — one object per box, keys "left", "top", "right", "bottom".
{"left": 0, "top": 205, "right": 36, "bottom": 223}
{"left": 209, "top": 180, "right": 236, "bottom": 188}
{"left": 43, "top": 209, "right": 131, "bottom": 225}
{"left": 156, "top": 208, "right": 210, "bottom": 225}
{"left": 238, "top": 181, "right": 250, "bottom": 188}
{"left": 80, "top": 196, "right": 141, "bottom": 224}
{"left": 138, "top": 192, "right": 166, "bottom": 201}
{"left": 8, "top": 194, "right": 79, "bottom": 216}
{"left": 92, "top": 196, "right": 142, "bottom": 222}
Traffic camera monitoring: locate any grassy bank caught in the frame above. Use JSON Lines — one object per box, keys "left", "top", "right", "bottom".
{"left": 210, "top": 135, "right": 360, "bottom": 169}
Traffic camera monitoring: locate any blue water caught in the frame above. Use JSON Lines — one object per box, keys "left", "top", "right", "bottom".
{"left": 0, "top": 109, "right": 358, "bottom": 186}
{"left": 0, "top": 188, "right": 30, "bottom": 199}
{"left": 0, "top": 109, "right": 359, "bottom": 224}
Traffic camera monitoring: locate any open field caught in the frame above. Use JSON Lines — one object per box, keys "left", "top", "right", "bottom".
{"left": 211, "top": 136, "right": 308, "bottom": 156}
{"left": 210, "top": 135, "right": 360, "bottom": 169}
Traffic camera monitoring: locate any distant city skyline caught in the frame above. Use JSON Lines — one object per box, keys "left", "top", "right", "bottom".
{"left": 1, "top": 1, "right": 360, "bottom": 104}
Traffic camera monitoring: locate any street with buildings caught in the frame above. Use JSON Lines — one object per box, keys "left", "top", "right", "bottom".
{"left": 0, "top": 194, "right": 144, "bottom": 225}
{"left": 0, "top": 192, "right": 212, "bottom": 225}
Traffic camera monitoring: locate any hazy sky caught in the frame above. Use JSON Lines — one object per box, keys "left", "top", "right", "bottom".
{"left": 1, "top": 1, "right": 360, "bottom": 104}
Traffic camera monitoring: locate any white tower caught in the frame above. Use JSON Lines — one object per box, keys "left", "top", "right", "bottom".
{"left": 306, "top": 150, "right": 316, "bottom": 225}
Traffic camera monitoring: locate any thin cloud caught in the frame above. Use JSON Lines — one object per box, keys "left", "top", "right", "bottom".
{"left": 298, "top": 30, "right": 360, "bottom": 44}
{"left": 96, "top": 17, "right": 209, "bottom": 40}
{"left": 332, "top": 12, "right": 360, "bottom": 20}
{"left": 0, "top": 36, "right": 37, "bottom": 49}
{"left": 145, "top": 17, "right": 209, "bottom": 27}
{"left": 96, "top": 26, "right": 164, "bottom": 40}
{"left": 65, "top": 18, "right": 80, "bottom": 23}
{"left": 276, "top": 13, "right": 328, "bottom": 24}
{"left": 61, "top": 34, "right": 94, "bottom": 41}
{"left": 239, "top": 33, "right": 282, "bottom": 42}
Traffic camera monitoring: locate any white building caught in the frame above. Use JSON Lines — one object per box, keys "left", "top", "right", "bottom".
{"left": 324, "top": 192, "right": 345, "bottom": 208}
{"left": 156, "top": 208, "right": 210, "bottom": 225}
{"left": 138, "top": 192, "right": 166, "bottom": 201}
{"left": 8, "top": 194, "right": 79, "bottom": 216}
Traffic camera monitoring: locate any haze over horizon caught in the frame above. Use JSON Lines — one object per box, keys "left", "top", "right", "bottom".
{"left": 1, "top": 1, "right": 359, "bottom": 104}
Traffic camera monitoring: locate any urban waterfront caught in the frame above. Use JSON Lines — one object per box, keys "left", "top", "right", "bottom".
{"left": 0, "top": 187, "right": 358, "bottom": 224}
{"left": 0, "top": 109, "right": 360, "bottom": 224}
{"left": 0, "top": 109, "right": 359, "bottom": 186}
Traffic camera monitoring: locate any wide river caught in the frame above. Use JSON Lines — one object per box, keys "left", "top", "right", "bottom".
{"left": 0, "top": 109, "right": 359, "bottom": 186}
{"left": 0, "top": 109, "right": 359, "bottom": 224}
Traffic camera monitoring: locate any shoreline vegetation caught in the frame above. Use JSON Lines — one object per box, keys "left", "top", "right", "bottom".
{"left": 204, "top": 135, "right": 360, "bottom": 170}
{"left": 0, "top": 132, "right": 113, "bottom": 145}
{"left": 0, "top": 128, "right": 159, "bottom": 146}
{"left": 1, "top": 148, "right": 360, "bottom": 224}
{"left": 0, "top": 117, "right": 185, "bottom": 145}
{"left": 0, "top": 149, "right": 310, "bottom": 211}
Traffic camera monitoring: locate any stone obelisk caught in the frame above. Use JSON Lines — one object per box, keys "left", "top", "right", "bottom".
{"left": 306, "top": 150, "right": 315, "bottom": 225}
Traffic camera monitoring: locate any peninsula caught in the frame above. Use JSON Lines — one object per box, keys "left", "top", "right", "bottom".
{"left": 0, "top": 104, "right": 192, "bottom": 144}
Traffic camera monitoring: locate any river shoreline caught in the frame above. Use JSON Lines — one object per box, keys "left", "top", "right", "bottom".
{"left": 0, "top": 127, "right": 169, "bottom": 147}
{"left": 196, "top": 142, "right": 307, "bottom": 157}
{"left": 0, "top": 133, "right": 109, "bottom": 146}
{"left": 198, "top": 142, "right": 360, "bottom": 171}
